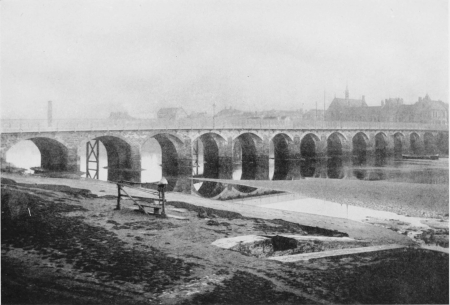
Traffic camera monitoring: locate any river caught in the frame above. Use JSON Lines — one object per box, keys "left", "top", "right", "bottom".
{"left": 4, "top": 139, "right": 449, "bottom": 200}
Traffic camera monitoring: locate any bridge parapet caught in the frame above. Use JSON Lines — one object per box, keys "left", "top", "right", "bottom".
{"left": 1, "top": 118, "right": 447, "bottom": 133}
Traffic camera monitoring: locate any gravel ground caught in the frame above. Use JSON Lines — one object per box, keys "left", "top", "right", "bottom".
{"left": 1, "top": 178, "right": 448, "bottom": 304}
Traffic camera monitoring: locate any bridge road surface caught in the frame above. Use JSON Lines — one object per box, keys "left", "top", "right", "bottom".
{"left": 1, "top": 173, "right": 413, "bottom": 246}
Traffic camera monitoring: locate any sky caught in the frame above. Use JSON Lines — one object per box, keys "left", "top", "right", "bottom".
{"left": 1, "top": 0, "right": 448, "bottom": 119}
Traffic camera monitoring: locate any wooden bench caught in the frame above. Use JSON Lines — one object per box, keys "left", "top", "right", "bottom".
{"left": 134, "top": 203, "right": 162, "bottom": 215}
{"left": 116, "top": 183, "right": 166, "bottom": 216}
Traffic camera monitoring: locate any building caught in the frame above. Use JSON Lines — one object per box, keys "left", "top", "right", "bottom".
{"left": 157, "top": 107, "right": 188, "bottom": 120}
{"left": 326, "top": 86, "right": 368, "bottom": 121}
{"left": 325, "top": 87, "right": 448, "bottom": 125}
{"left": 412, "top": 94, "right": 448, "bottom": 125}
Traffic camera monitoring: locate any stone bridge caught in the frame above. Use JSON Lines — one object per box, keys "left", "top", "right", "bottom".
{"left": 1, "top": 124, "right": 448, "bottom": 184}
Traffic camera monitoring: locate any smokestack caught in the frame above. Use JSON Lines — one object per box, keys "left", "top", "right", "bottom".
{"left": 48, "top": 101, "right": 53, "bottom": 127}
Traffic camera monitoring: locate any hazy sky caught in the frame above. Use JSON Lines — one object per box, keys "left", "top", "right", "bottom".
{"left": 1, "top": 0, "right": 448, "bottom": 119}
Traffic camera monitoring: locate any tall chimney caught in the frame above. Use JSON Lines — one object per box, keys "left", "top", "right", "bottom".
{"left": 48, "top": 101, "right": 53, "bottom": 127}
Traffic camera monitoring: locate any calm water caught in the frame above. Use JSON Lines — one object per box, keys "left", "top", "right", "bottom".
{"left": 4, "top": 140, "right": 449, "bottom": 200}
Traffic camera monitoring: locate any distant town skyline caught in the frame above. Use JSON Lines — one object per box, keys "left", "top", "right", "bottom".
{"left": 1, "top": 0, "right": 448, "bottom": 119}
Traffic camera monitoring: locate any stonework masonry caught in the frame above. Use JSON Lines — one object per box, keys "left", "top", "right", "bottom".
{"left": 1, "top": 128, "right": 447, "bottom": 181}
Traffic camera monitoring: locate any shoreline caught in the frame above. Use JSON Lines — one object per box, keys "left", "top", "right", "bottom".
{"left": 1, "top": 174, "right": 449, "bottom": 304}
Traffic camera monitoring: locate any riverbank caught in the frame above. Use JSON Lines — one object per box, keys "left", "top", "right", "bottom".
{"left": 196, "top": 177, "right": 449, "bottom": 218}
{"left": 2, "top": 174, "right": 449, "bottom": 304}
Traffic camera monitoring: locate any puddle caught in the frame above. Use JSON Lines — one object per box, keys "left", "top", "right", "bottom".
{"left": 247, "top": 196, "right": 449, "bottom": 251}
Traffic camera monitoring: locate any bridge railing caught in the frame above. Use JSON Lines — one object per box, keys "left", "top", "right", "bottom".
{"left": 1, "top": 118, "right": 448, "bottom": 133}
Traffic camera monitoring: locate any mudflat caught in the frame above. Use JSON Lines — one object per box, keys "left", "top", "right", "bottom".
{"left": 1, "top": 175, "right": 448, "bottom": 304}
{"left": 195, "top": 177, "right": 449, "bottom": 218}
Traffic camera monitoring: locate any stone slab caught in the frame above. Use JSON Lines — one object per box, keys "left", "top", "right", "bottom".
{"left": 212, "top": 235, "right": 270, "bottom": 249}
{"left": 265, "top": 234, "right": 357, "bottom": 242}
{"left": 267, "top": 244, "right": 407, "bottom": 262}
{"left": 211, "top": 234, "right": 359, "bottom": 250}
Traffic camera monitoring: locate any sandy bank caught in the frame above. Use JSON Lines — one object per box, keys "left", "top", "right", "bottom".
{"left": 195, "top": 177, "right": 449, "bottom": 218}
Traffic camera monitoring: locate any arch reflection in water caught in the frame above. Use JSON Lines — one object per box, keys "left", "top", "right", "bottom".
{"left": 300, "top": 158, "right": 317, "bottom": 177}
{"left": 394, "top": 132, "right": 404, "bottom": 159}
{"left": 327, "top": 156, "right": 344, "bottom": 179}
{"left": 232, "top": 133, "right": 261, "bottom": 193}
{"left": 351, "top": 133, "right": 368, "bottom": 180}
{"left": 300, "top": 133, "right": 319, "bottom": 178}
{"left": 191, "top": 133, "right": 226, "bottom": 198}
{"left": 352, "top": 132, "right": 368, "bottom": 166}
{"left": 270, "top": 134, "right": 291, "bottom": 180}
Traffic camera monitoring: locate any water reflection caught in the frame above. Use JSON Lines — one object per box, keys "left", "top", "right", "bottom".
{"left": 300, "top": 158, "right": 316, "bottom": 178}
{"left": 5, "top": 139, "right": 448, "bottom": 200}
{"left": 327, "top": 156, "right": 344, "bottom": 179}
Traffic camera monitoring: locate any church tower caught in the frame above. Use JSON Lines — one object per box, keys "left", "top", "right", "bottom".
{"left": 345, "top": 84, "right": 349, "bottom": 99}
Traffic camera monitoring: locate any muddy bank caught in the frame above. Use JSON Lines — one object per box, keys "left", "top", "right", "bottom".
{"left": 169, "top": 201, "right": 348, "bottom": 237}
{"left": 1, "top": 179, "right": 448, "bottom": 304}
{"left": 195, "top": 178, "right": 449, "bottom": 218}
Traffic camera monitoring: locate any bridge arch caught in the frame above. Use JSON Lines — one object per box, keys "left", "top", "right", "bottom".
{"left": 191, "top": 132, "right": 228, "bottom": 198}
{"left": 270, "top": 133, "right": 293, "bottom": 180}
{"left": 326, "top": 132, "right": 346, "bottom": 179}
{"left": 268, "top": 132, "right": 294, "bottom": 143}
{"left": 352, "top": 132, "right": 369, "bottom": 162}
{"left": 393, "top": 132, "right": 405, "bottom": 156}
{"left": 5, "top": 137, "right": 69, "bottom": 172}
{"left": 232, "top": 132, "right": 265, "bottom": 193}
{"left": 140, "top": 133, "right": 186, "bottom": 187}
{"left": 410, "top": 132, "right": 422, "bottom": 155}
{"left": 300, "top": 133, "right": 320, "bottom": 159}
{"left": 327, "top": 132, "right": 346, "bottom": 157}
{"left": 436, "top": 132, "right": 449, "bottom": 155}
{"left": 423, "top": 132, "right": 436, "bottom": 154}
{"left": 299, "top": 133, "right": 320, "bottom": 178}
{"left": 77, "top": 134, "right": 140, "bottom": 182}
{"left": 232, "top": 131, "right": 264, "bottom": 142}
{"left": 144, "top": 131, "right": 185, "bottom": 145}
{"left": 374, "top": 132, "right": 388, "bottom": 157}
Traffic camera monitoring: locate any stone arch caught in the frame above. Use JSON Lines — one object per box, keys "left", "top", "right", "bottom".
{"left": 270, "top": 133, "right": 293, "bottom": 180}
{"left": 268, "top": 132, "right": 294, "bottom": 143}
{"left": 352, "top": 132, "right": 370, "bottom": 165}
{"left": 436, "top": 132, "right": 449, "bottom": 155}
{"left": 327, "top": 132, "right": 346, "bottom": 157}
{"left": 393, "top": 132, "right": 405, "bottom": 156}
{"left": 76, "top": 134, "right": 141, "bottom": 182}
{"left": 232, "top": 132, "right": 265, "bottom": 193}
{"left": 5, "top": 137, "right": 69, "bottom": 172}
{"left": 148, "top": 133, "right": 184, "bottom": 180}
{"left": 299, "top": 133, "right": 320, "bottom": 178}
{"left": 374, "top": 132, "right": 388, "bottom": 158}
{"left": 232, "top": 131, "right": 264, "bottom": 142}
{"left": 423, "top": 132, "right": 437, "bottom": 154}
{"left": 410, "top": 132, "right": 422, "bottom": 155}
{"left": 326, "top": 132, "right": 346, "bottom": 179}
{"left": 97, "top": 136, "right": 139, "bottom": 181}
{"left": 191, "top": 132, "right": 228, "bottom": 197}
{"left": 144, "top": 131, "right": 185, "bottom": 145}
{"left": 300, "top": 133, "right": 320, "bottom": 159}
